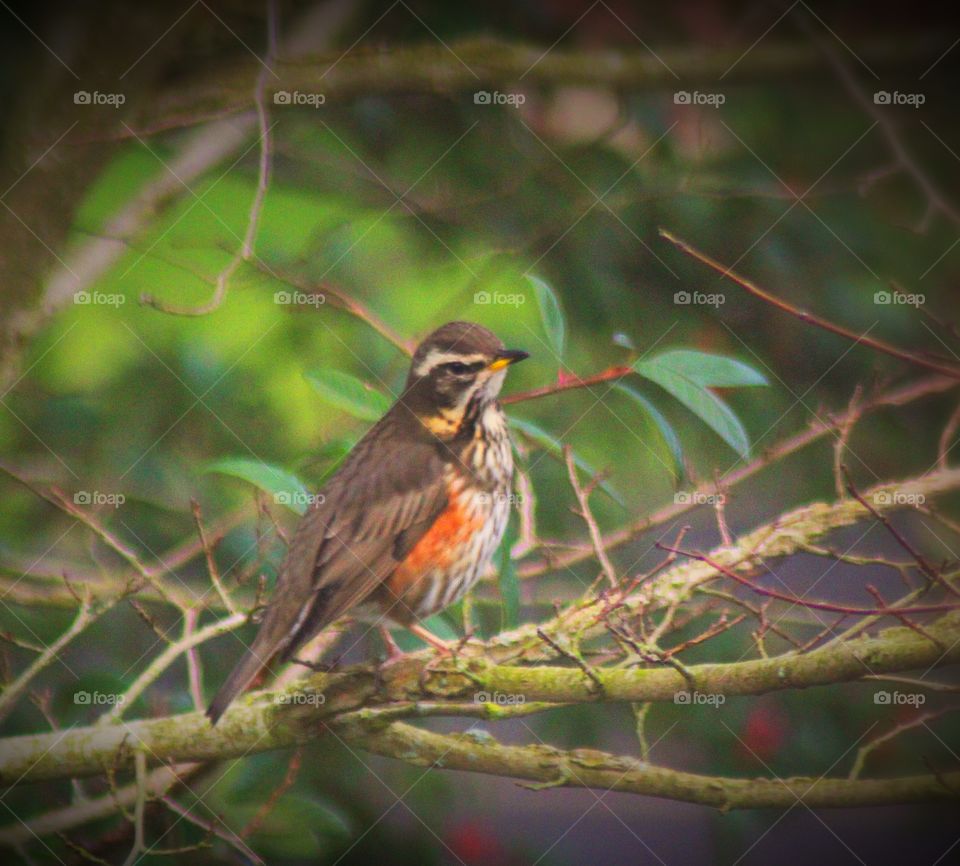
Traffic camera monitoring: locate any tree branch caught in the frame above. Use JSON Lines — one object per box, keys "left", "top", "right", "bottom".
{"left": 1, "top": 605, "right": 957, "bottom": 786}
{"left": 344, "top": 719, "right": 960, "bottom": 810}
{"left": 121, "top": 34, "right": 950, "bottom": 139}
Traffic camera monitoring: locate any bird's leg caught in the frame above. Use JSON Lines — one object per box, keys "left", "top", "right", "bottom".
{"left": 378, "top": 625, "right": 406, "bottom": 661}
{"left": 407, "top": 623, "right": 454, "bottom": 654}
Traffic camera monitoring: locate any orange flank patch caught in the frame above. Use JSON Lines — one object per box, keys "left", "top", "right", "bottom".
{"left": 386, "top": 488, "right": 482, "bottom": 598}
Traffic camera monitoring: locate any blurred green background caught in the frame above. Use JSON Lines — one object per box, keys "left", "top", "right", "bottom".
{"left": 1, "top": 1, "right": 959, "bottom": 864}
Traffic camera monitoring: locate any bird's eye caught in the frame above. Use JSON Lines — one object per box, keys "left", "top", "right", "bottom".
{"left": 444, "top": 361, "right": 471, "bottom": 375}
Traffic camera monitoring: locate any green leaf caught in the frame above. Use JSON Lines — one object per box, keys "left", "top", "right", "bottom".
{"left": 205, "top": 457, "right": 312, "bottom": 514}
{"left": 507, "top": 415, "right": 625, "bottom": 507}
{"left": 306, "top": 368, "right": 391, "bottom": 421}
{"left": 497, "top": 514, "right": 520, "bottom": 630}
{"left": 633, "top": 356, "right": 755, "bottom": 459}
{"left": 614, "top": 383, "right": 684, "bottom": 482}
{"left": 526, "top": 274, "right": 566, "bottom": 359}
{"left": 648, "top": 349, "right": 768, "bottom": 388}
{"left": 300, "top": 436, "right": 356, "bottom": 485}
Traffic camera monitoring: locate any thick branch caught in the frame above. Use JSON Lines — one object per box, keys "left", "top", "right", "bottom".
{"left": 127, "top": 34, "right": 948, "bottom": 138}
{"left": 1, "top": 608, "right": 956, "bottom": 785}
{"left": 345, "top": 721, "right": 959, "bottom": 810}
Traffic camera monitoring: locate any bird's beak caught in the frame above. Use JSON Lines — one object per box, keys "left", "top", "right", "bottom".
{"left": 487, "top": 349, "right": 530, "bottom": 372}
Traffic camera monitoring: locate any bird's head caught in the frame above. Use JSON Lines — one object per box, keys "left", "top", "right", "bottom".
{"left": 402, "top": 321, "right": 528, "bottom": 436}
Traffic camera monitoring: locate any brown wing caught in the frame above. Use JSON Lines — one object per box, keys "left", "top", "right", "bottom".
{"left": 207, "top": 411, "right": 447, "bottom": 723}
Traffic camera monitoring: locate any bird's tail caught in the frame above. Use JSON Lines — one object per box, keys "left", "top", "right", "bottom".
{"left": 206, "top": 647, "right": 269, "bottom": 725}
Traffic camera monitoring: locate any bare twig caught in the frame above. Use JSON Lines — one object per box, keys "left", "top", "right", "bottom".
{"left": 659, "top": 228, "right": 960, "bottom": 380}
{"left": 0, "top": 584, "right": 100, "bottom": 723}
{"left": 834, "top": 385, "right": 864, "bottom": 500}
{"left": 564, "top": 445, "right": 617, "bottom": 588}
{"left": 190, "top": 500, "right": 237, "bottom": 614}
{"left": 659, "top": 543, "right": 959, "bottom": 617}
{"left": 121, "top": 751, "right": 148, "bottom": 866}
{"left": 849, "top": 708, "right": 959, "bottom": 780}
{"left": 503, "top": 366, "right": 633, "bottom": 405}
{"left": 843, "top": 466, "right": 960, "bottom": 598}
{"left": 515, "top": 377, "right": 959, "bottom": 579}
{"left": 938, "top": 399, "right": 960, "bottom": 470}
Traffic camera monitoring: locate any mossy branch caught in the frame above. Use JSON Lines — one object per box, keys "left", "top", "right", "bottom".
{"left": 341, "top": 720, "right": 960, "bottom": 810}
{"left": 0, "top": 607, "right": 956, "bottom": 787}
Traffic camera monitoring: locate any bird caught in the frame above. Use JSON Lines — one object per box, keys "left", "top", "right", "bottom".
{"left": 207, "top": 321, "right": 528, "bottom": 724}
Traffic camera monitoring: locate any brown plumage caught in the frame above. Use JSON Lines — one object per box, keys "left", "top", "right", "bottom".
{"left": 207, "top": 321, "right": 527, "bottom": 723}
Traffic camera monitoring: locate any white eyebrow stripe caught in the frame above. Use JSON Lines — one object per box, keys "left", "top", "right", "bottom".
{"left": 413, "top": 350, "right": 488, "bottom": 377}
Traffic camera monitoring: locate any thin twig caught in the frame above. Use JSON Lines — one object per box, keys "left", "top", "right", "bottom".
{"left": 659, "top": 228, "right": 960, "bottom": 380}
{"left": 121, "top": 751, "right": 148, "bottom": 866}
{"left": 564, "top": 445, "right": 617, "bottom": 588}
{"left": 843, "top": 466, "right": 960, "bottom": 598}
{"left": 190, "top": 499, "right": 237, "bottom": 614}
{"left": 659, "top": 543, "right": 960, "bottom": 617}
{"left": 938, "top": 399, "right": 960, "bottom": 470}
{"left": 849, "top": 708, "right": 959, "bottom": 780}
{"left": 833, "top": 385, "right": 863, "bottom": 500}
{"left": 141, "top": 3, "right": 278, "bottom": 317}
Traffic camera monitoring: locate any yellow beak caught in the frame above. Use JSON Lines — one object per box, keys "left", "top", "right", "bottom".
{"left": 487, "top": 349, "right": 530, "bottom": 372}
